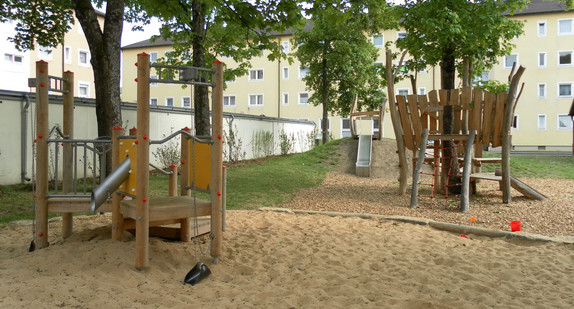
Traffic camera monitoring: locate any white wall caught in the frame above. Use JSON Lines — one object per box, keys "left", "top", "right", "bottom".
{"left": 0, "top": 91, "right": 315, "bottom": 185}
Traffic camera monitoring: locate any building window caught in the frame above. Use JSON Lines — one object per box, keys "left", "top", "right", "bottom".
{"left": 373, "top": 119, "right": 380, "bottom": 136}
{"left": 78, "top": 50, "right": 90, "bottom": 66}
{"left": 248, "top": 69, "right": 264, "bottom": 81}
{"left": 78, "top": 82, "right": 90, "bottom": 98}
{"left": 64, "top": 46, "right": 72, "bottom": 64}
{"left": 150, "top": 75, "right": 158, "bottom": 86}
{"left": 282, "top": 67, "right": 289, "bottom": 80}
{"left": 372, "top": 34, "right": 383, "bottom": 48}
{"left": 558, "top": 19, "right": 573, "bottom": 35}
{"left": 538, "top": 52, "right": 546, "bottom": 68}
{"left": 341, "top": 118, "right": 351, "bottom": 138}
{"left": 298, "top": 92, "right": 309, "bottom": 104}
{"left": 282, "top": 41, "right": 290, "bottom": 54}
{"left": 248, "top": 94, "right": 263, "bottom": 106}
{"left": 397, "top": 89, "right": 409, "bottom": 98}
{"left": 223, "top": 95, "right": 236, "bottom": 107}
{"left": 537, "top": 114, "right": 547, "bottom": 131}
{"left": 558, "top": 51, "right": 572, "bottom": 66}
{"left": 558, "top": 82, "right": 572, "bottom": 97}
{"left": 418, "top": 87, "right": 426, "bottom": 95}
{"left": 504, "top": 54, "right": 518, "bottom": 69}
{"left": 38, "top": 45, "right": 52, "bottom": 61}
{"left": 558, "top": 114, "right": 573, "bottom": 130}
{"left": 182, "top": 96, "right": 191, "bottom": 108}
{"left": 4, "top": 53, "right": 23, "bottom": 65}
{"left": 282, "top": 92, "right": 289, "bottom": 105}
{"left": 397, "top": 31, "right": 407, "bottom": 40}
{"left": 537, "top": 21, "right": 547, "bottom": 37}
{"left": 299, "top": 67, "right": 309, "bottom": 79}
{"left": 150, "top": 52, "right": 158, "bottom": 63}
{"left": 165, "top": 97, "right": 174, "bottom": 107}
{"left": 538, "top": 83, "right": 546, "bottom": 99}
{"left": 150, "top": 98, "right": 158, "bottom": 106}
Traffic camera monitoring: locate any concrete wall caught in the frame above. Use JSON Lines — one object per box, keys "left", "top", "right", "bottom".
{"left": 0, "top": 90, "right": 315, "bottom": 185}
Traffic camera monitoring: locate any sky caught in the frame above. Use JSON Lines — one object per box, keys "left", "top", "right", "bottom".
{"left": 121, "top": 18, "right": 162, "bottom": 47}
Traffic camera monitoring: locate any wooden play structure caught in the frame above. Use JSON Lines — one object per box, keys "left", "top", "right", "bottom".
{"left": 349, "top": 94, "right": 385, "bottom": 140}
{"left": 32, "top": 55, "right": 225, "bottom": 270}
{"left": 389, "top": 65, "right": 546, "bottom": 211}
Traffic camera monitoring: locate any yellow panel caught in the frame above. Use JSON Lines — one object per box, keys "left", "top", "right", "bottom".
{"left": 189, "top": 139, "right": 212, "bottom": 191}
{"left": 118, "top": 138, "right": 137, "bottom": 196}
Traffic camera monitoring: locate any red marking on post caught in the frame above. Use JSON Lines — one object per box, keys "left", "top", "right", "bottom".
{"left": 39, "top": 69, "right": 44, "bottom": 73}
{"left": 134, "top": 140, "right": 138, "bottom": 144}
{"left": 143, "top": 135, "right": 148, "bottom": 140}
{"left": 38, "top": 134, "right": 43, "bottom": 139}
{"left": 33, "top": 194, "right": 37, "bottom": 198}
{"left": 142, "top": 198, "right": 147, "bottom": 202}
{"left": 113, "top": 126, "right": 124, "bottom": 130}
{"left": 38, "top": 232, "right": 43, "bottom": 236}
{"left": 213, "top": 60, "right": 223, "bottom": 64}
{"left": 40, "top": 83, "right": 45, "bottom": 87}
{"left": 181, "top": 161, "right": 185, "bottom": 165}
{"left": 217, "top": 192, "right": 222, "bottom": 196}
{"left": 134, "top": 78, "right": 138, "bottom": 82}
{"left": 170, "top": 164, "right": 177, "bottom": 168}
{"left": 138, "top": 52, "right": 149, "bottom": 56}
{"left": 135, "top": 62, "right": 138, "bottom": 66}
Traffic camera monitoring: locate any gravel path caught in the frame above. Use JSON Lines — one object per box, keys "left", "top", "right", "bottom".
{"left": 285, "top": 139, "right": 574, "bottom": 237}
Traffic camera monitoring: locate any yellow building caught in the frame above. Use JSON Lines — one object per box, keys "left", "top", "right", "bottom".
{"left": 0, "top": 11, "right": 101, "bottom": 98}
{"left": 121, "top": 0, "right": 573, "bottom": 150}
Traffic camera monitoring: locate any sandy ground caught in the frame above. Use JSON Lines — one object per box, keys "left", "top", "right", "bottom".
{"left": 1, "top": 138, "right": 573, "bottom": 308}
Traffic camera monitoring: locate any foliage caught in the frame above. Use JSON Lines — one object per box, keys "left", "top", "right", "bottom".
{"left": 395, "top": 0, "right": 528, "bottom": 86}
{"left": 251, "top": 130, "right": 274, "bottom": 159}
{"left": 152, "top": 134, "right": 181, "bottom": 170}
{"left": 279, "top": 130, "right": 295, "bottom": 156}
{"left": 223, "top": 118, "right": 246, "bottom": 163}
{"left": 475, "top": 80, "right": 510, "bottom": 94}
{"left": 133, "top": 0, "right": 304, "bottom": 91}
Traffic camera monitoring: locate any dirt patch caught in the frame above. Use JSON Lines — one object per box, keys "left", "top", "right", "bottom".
{"left": 287, "top": 138, "right": 574, "bottom": 237}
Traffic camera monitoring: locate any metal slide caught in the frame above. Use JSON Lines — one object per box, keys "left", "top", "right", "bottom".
{"left": 355, "top": 135, "right": 373, "bottom": 177}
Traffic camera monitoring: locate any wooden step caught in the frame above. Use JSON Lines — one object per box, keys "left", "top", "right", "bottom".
{"left": 121, "top": 196, "right": 211, "bottom": 222}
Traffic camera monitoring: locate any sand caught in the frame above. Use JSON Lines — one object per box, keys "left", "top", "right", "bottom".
{"left": 1, "top": 210, "right": 574, "bottom": 308}
{"left": 1, "top": 138, "right": 573, "bottom": 308}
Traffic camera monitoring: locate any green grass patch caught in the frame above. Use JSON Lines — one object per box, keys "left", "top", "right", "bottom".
{"left": 481, "top": 153, "right": 574, "bottom": 180}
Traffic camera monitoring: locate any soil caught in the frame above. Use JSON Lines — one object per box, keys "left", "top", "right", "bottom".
{"left": 284, "top": 138, "right": 574, "bottom": 237}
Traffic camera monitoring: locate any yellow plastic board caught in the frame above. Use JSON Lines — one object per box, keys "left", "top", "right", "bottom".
{"left": 118, "top": 138, "right": 137, "bottom": 196}
{"left": 189, "top": 140, "right": 212, "bottom": 191}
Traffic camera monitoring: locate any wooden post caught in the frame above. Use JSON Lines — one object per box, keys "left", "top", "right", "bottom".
{"left": 385, "top": 50, "right": 409, "bottom": 195}
{"left": 62, "top": 70, "right": 74, "bottom": 239}
{"left": 168, "top": 164, "right": 178, "bottom": 197}
{"left": 35, "top": 60, "right": 49, "bottom": 249}
{"left": 111, "top": 126, "right": 124, "bottom": 241}
{"left": 411, "top": 129, "right": 429, "bottom": 208}
{"left": 460, "top": 130, "right": 476, "bottom": 212}
{"left": 180, "top": 127, "right": 191, "bottom": 197}
{"left": 211, "top": 61, "right": 224, "bottom": 263}
{"left": 502, "top": 66, "right": 525, "bottom": 204}
{"left": 135, "top": 53, "right": 151, "bottom": 270}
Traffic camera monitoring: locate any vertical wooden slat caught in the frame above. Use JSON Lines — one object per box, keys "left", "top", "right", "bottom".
{"left": 482, "top": 92, "right": 494, "bottom": 146}
{"left": 407, "top": 94, "right": 423, "bottom": 148}
{"left": 428, "top": 90, "right": 441, "bottom": 133}
{"left": 418, "top": 95, "right": 429, "bottom": 131}
{"left": 492, "top": 93, "right": 507, "bottom": 147}
{"left": 450, "top": 89, "right": 462, "bottom": 134}
{"left": 461, "top": 87, "right": 472, "bottom": 134}
{"left": 396, "top": 95, "right": 414, "bottom": 151}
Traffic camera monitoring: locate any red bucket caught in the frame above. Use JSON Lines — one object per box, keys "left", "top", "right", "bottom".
{"left": 510, "top": 221, "right": 521, "bottom": 232}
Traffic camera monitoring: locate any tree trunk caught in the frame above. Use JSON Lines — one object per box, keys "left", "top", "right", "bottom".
{"left": 440, "top": 45, "right": 461, "bottom": 194}
{"left": 321, "top": 57, "right": 329, "bottom": 144}
{"left": 192, "top": 0, "right": 210, "bottom": 136}
{"left": 73, "top": 0, "right": 124, "bottom": 175}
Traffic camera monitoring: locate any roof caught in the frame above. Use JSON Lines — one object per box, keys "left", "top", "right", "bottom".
{"left": 122, "top": 36, "right": 174, "bottom": 50}
{"left": 512, "top": 0, "right": 569, "bottom": 16}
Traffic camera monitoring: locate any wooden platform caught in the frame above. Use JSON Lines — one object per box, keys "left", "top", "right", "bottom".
{"left": 48, "top": 198, "right": 112, "bottom": 213}
{"left": 120, "top": 196, "right": 211, "bottom": 221}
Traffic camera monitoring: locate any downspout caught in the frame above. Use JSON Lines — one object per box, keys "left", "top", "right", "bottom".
{"left": 21, "top": 94, "right": 31, "bottom": 182}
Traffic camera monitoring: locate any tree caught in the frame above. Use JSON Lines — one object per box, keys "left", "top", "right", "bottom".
{"left": 292, "top": 0, "right": 394, "bottom": 144}
{"left": 134, "top": 0, "right": 304, "bottom": 135}
{"left": 394, "top": 0, "right": 528, "bottom": 191}
{"left": 2, "top": 0, "right": 125, "bottom": 142}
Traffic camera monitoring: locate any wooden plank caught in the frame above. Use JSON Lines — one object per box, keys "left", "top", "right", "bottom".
{"left": 48, "top": 198, "right": 112, "bottom": 213}
{"left": 470, "top": 173, "right": 502, "bottom": 182}
{"left": 451, "top": 89, "right": 463, "bottom": 134}
{"left": 470, "top": 88, "right": 483, "bottom": 133}
{"left": 438, "top": 89, "right": 449, "bottom": 106}
{"left": 396, "top": 95, "right": 415, "bottom": 151}
{"left": 121, "top": 196, "right": 212, "bottom": 222}
{"left": 461, "top": 87, "right": 472, "bottom": 133}
{"left": 482, "top": 92, "right": 494, "bottom": 146}
{"left": 492, "top": 93, "right": 507, "bottom": 147}
{"left": 418, "top": 95, "right": 429, "bottom": 130}
{"left": 427, "top": 134, "right": 470, "bottom": 141}
{"left": 472, "top": 158, "right": 502, "bottom": 166}
{"left": 407, "top": 94, "right": 424, "bottom": 148}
